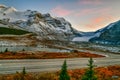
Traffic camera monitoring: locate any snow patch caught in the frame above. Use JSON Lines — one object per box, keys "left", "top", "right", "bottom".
{"left": 72, "top": 36, "right": 91, "bottom": 42}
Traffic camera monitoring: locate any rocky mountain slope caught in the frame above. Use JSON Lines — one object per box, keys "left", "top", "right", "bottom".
{"left": 73, "top": 20, "right": 120, "bottom": 45}
{"left": 0, "top": 4, "right": 81, "bottom": 41}
{"left": 0, "top": 4, "right": 120, "bottom": 46}
{"left": 89, "top": 20, "right": 120, "bottom": 45}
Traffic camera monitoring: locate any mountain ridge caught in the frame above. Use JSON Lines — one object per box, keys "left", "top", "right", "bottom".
{"left": 0, "top": 4, "right": 120, "bottom": 45}
{"left": 73, "top": 20, "right": 120, "bottom": 45}
{"left": 89, "top": 20, "right": 120, "bottom": 45}
{"left": 0, "top": 4, "right": 82, "bottom": 41}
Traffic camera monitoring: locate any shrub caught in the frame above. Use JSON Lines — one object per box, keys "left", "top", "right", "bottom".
{"left": 38, "top": 73, "right": 56, "bottom": 80}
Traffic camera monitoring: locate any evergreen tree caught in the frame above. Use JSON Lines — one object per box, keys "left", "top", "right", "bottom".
{"left": 5, "top": 48, "right": 8, "bottom": 52}
{"left": 22, "top": 67, "right": 26, "bottom": 75}
{"left": 59, "top": 60, "right": 70, "bottom": 80}
{"left": 19, "top": 67, "right": 27, "bottom": 80}
{"left": 82, "top": 57, "right": 97, "bottom": 80}
{"left": 22, "top": 48, "right": 25, "bottom": 51}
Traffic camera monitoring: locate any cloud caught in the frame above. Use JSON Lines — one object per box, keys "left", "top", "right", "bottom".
{"left": 51, "top": 6, "right": 72, "bottom": 17}
{"left": 79, "top": 0, "right": 102, "bottom": 5}
{"left": 75, "top": 8, "right": 95, "bottom": 17}
{"left": 85, "top": 14, "right": 114, "bottom": 30}
{"left": 74, "top": 7, "right": 111, "bottom": 17}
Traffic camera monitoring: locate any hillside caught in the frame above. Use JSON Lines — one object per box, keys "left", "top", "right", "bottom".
{"left": 72, "top": 20, "right": 120, "bottom": 45}
{"left": 90, "top": 20, "right": 120, "bottom": 45}
{"left": 0, "top": 5, "right": 120, "bottom": 53}
{"left": 0, "top": 4, "right": 81, "bottom": 41}
{"left": 0, "top": 4, "right": 120, "bottom": 46}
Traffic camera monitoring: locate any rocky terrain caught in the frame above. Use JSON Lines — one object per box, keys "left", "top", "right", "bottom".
{"left": 0, "top": 4, "right": 81, "bottom": 41}
{"left": 0, "top": 4, "right": 120, "bottom": 53}
{"left": 89, "top": 20, "right": 120, "bottom": 45}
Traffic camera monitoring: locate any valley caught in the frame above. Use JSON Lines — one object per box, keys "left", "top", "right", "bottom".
{"left": 0, "top": 3, "right": 120, "bottom": 80}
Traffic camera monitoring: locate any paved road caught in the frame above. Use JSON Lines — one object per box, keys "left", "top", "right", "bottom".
{"left": 0, "top": 51, "right": 120, "bottom": 74}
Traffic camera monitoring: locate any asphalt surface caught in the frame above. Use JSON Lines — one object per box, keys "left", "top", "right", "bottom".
{"left": 0, "top": 51, "right": 120, "bottom": 74}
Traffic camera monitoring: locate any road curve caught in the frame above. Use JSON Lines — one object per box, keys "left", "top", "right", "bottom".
{"left": 0, "top": 51, "right": 120, "bottom": 74}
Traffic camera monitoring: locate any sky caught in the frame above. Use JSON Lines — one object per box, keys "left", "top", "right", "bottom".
{"left": 0, "top": 0, "right": 120, "bottom": 32}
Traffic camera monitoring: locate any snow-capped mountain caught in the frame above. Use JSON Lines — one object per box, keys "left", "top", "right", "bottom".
{"left": 0, "top": 4, "right": 81, "bottom": 41}
{"left": 73, "top": 20, "right": 120, "bottom": 45}
{"left": 0, "top": 4, "right": 119, "bottom": 45}
{"left": 90, "top": 20, "right": 120, "bottom": 45}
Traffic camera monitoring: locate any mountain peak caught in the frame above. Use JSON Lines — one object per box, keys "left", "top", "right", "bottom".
{"left": 89, "top": 20, "right": 120, "bottom": 45}
{"left": 0, "top": 4, "right": 17, "bottom": 14}
{"left": 0, "top": 4, "right": 79, "bottom": 41}
{"left": 0, "top": 4, "right": 7, "bottom": 8}
{"left": 7, "top": 7, "right": 17, "bottom": 12}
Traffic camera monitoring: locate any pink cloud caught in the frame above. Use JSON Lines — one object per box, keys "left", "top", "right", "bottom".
{"left": 91, "top": 16, "right": 107, "bottom": 25}
{"left": 85, "top": 14, "right": 114, "bottom": 30}
{"left": 79, "top": 0, "right": 102, "bottom": 5}
{"left": 75, "top": 8, "right": 95, "bottom": 17}
{"left": 74, "top": 7, "right": 111, "bottom": 17}
{"left": 51, "top": 6, "right": 72, "bottom": 17}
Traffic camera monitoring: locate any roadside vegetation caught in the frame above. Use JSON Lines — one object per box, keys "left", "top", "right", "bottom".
{"left": 0, "top": 50, "right": 104, "bottom": 59}
{"left": 0, "top": 27, "right": 30, "bottom": 35}
{"left": 0, "top": 58, "right": 120, "bottom": 80}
